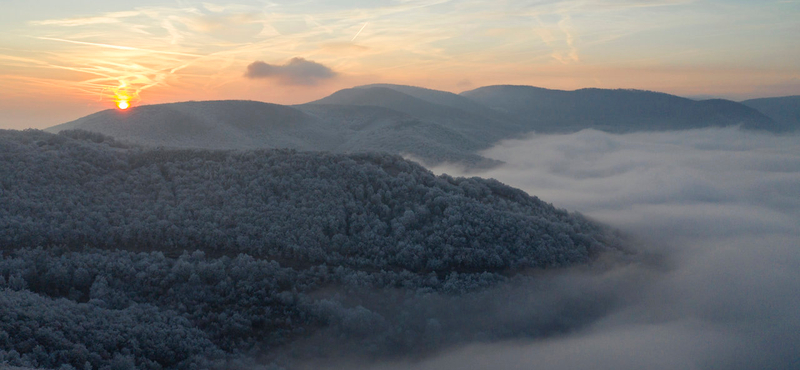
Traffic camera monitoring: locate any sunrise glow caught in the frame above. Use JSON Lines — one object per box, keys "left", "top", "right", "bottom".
{"left": 1, "top": 2, "right": 799, "bottom": 369}
{"left": 0, "top": 0, "right": 798, "bottom": 129}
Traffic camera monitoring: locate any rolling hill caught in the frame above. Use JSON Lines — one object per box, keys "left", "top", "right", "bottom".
{"left": 741, "top": 95, "right": 800, "bottom": 131}
{"left": 348, "top": 83, "right": 519, "bottom": 124}
{"left": 44, "top": 84, "right": 792, "bottom": 169}
{"left": 46, "top": 97, "right": 500, "bottom": 166}
{"left": 460, "top": 85, "right": 780, "bottom": 133}
{"left": 0, "top": 129, "right": 622, "bottom": 369}
{"left": 45, "top": 100, "right": 337, "bottom": 151}
{"left": 306, "top": 85, "right": 524, "bottom": 142}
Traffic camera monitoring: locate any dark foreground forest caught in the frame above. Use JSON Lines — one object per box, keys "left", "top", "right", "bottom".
{"left": 0, "top": 129, "right": 624, "bottom": 369}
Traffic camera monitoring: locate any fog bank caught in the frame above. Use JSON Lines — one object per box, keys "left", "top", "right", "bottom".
{"left": 370, "top": 127, "right": 800, "bottom": 370}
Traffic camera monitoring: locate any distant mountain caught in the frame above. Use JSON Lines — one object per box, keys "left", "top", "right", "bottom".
{"left": 0, "top": 129, "right": 621, "bottom": 369}
{"left": 306, "top": 85, "right": 523, "bottom": 141}
{"left": 742, "top": 96, "right": 800, "bottom": 131}
{"left": 299, "top": 103, "right": 498, "bottom": 166}
{"left": 461, "top": 85, "right": 781, "bottom": 133}
{"left": 45, "top": 84, "right": 791, "bottom": 169}
{"left": 358, "top": 83, "right": 516, "bottom": 121}
{"left": 46, "top": 99, "right": 497, "bottom": 166}
{"left": 46, "top": 100, "right": 337, "bottom": 150}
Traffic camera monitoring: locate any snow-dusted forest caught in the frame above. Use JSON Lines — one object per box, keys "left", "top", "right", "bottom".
{"left": 0, "top": 129, "right": 622, "bottom": 369}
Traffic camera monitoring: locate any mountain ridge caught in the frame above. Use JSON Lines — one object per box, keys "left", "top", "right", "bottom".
{"left": 741, "top": 95, "right": 800, "bottom": 131}
{"left": 460, "top": 85, "right": 780, "bottom": 132}
{"left": 45, "top": 84, "right": 794, "bottom": 167}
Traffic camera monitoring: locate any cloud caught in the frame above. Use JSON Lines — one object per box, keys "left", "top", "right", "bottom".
{"left": 374, "top": 127, "right": 800, "bottom": 370}
{"left": 30, "top": 11, "right": 140, "bottom": 27}
{"left": 532, "top": 13, "right": 579, "bottom": 64}
{"left": 244, "top": 57, "right": 337, "bottom": 85}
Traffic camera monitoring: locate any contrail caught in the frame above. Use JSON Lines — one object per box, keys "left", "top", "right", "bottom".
{"left": 351, "top": 22, "right": 368, "bottom": 42}
{"left": 35, "top": 37, "right": 203, "bottom": 57}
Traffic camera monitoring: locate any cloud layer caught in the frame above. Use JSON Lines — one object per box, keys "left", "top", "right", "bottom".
{"left": 360, "top": 127, "right": 800, "bottom": 370}
{"left": 245, "top": 57, "right": 337, "bottom": 85}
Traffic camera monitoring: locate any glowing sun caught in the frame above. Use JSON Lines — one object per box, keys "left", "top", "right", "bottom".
{"left": 117, "top": 101, "right": 129, "bottom": 110}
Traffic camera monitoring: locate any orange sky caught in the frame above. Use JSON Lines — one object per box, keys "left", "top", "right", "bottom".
{"left": 1, "top": 0, "right": 798, "bottom": 129}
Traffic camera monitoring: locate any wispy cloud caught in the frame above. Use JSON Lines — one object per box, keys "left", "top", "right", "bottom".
{"left": 29, "top": 11, "right": 140, "bottom": 27}
{"left": 35, "top": 37, "right": 203, "bottom": 57}
{"left": 351, "top": 22, "right": 369, "bottom": 42}
{"left": 558, "top": 16, "right": 579, "bottom": 63}
{"left": 0, "top": 0, "right": 797, "bottom": 123}
{"left": 6, "top": 1, "right": 471, "bottom": 106}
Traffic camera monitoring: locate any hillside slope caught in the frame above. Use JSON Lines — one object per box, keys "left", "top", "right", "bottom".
{"left": 742, "top": 95, "right": 800, "bottom": 131}
{"left": 461, "top": 85, "right": 780, "bottom": 132}
{"left": 298, "top": 103, "right": 497, "bottom": 166}
{"left": 0, "top": 129, "right": 621, "bottom": 369}
{"left": 307, "top": 86, "right": 524, "bottom": 142}
{"left": 46, "top": 100, "right": 340, "bottom": 151}
{"left": 2, "top": 129, "right": 610, "bottom": 271}
{"left": 47, "top": 98, "right": 499, "bottom": 166}
{"left": 357, "top": 83, "right": 516, "bottom": 122}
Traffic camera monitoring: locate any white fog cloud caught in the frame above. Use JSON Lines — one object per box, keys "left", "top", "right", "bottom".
{"left": 436, "top": 128, "right": 800, "bottom": 240}
{"left": 367, "top": 127, "right": 800, "bottom": 370}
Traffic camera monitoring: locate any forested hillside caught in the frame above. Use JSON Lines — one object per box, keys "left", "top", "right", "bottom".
{"left": 46, "top": 99, "right": 498, "bottom": 167}
{"left": 358, "top": 84, "right": 516, "bottom": 121}
{"left": 0, "top": 129, "right": 622, "bottom": 369}
{"left": 307, "top": 86, "right": 523, "bottom": 142}
{"left": 741, "top": 95, "right": 800, "bottom": 131}
{"left": 461, "top": 85, "right": 780, "bottom": 132}
{"left": 45, "top": 100, "right": 334, "bottom": 151}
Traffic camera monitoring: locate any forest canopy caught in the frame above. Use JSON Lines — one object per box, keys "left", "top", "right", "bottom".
{"left": 0, "top": 129, "right": 623, "bottom": 369}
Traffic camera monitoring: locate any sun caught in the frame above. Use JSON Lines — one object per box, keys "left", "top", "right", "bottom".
{"left": 117, "top": 101, "right": 129, "bottom": 110}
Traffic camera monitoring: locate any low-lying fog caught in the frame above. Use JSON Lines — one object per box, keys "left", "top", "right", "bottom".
{"left": 369, "top": 127, "right": 800, "bottom": 369}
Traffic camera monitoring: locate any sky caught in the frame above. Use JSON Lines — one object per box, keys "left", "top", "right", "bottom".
{"left": 1, "top": 0, "right": 798, "bottom": 129}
